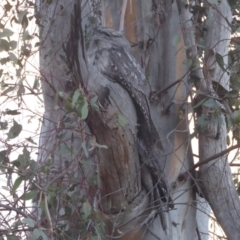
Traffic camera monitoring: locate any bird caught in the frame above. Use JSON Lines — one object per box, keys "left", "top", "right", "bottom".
{"left": 87, "top": 27, "right": 173, "bottom": 229}
{"left": 87, "top": 27, "right": 151, "bottom": 130}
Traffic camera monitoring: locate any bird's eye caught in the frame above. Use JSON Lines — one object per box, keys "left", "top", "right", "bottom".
{"left": 103, "top": 31, "right": 111, "bottom": 37}
{"left": 98, "top": 27, "right": 122, "bottom": 37}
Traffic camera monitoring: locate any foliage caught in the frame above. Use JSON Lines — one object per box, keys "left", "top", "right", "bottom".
{"left": 188, "top": 1, "right": 240, "bottom": 146}
{"left": 0, "top": 0, "right": 240, "bottom": 239}
{"left": 0, "top": 1, "right": 104, "bottom": 239}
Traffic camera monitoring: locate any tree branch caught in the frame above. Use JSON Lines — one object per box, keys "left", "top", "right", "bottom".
{"left": 185, "top": 142, "right": 240, "bottom": 175}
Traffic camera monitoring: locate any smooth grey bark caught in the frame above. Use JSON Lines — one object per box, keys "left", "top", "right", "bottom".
{"left": 177, "top": 0, "right": 240, "bottom": 239}
{"left": 35, "top": 0, "right": 215, "bottom": 239}
{"left": 101, "top": 1, "right": 197, "bottom": 239}
{"left": 35, "top": 1, "right": 93, "bottom": 238}
{"left": 36, "top": 0, "right": 150, "bottom": 238}
{"left": 199, "top": 3, "right": 240, "bottom": 240}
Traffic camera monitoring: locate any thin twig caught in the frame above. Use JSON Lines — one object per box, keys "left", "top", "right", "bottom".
{"left": 0, "top": 203, "right": 28, "bottom": 218}
{"left": 119, "top": 0, "right": 128, "bottom": 31}
{"left": 183, "top": 143, "right": 240, "bottom": 176}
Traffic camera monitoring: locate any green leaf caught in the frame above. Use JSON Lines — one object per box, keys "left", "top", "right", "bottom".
{"left": 65, "top": 206, "right": 72, "bottom": 216}
{"left": 21, "top": 46, "right": 31, "bottom": 57}
{"left": 2, "top": 186, "right": 9, "bottom": 191}
{"left": 11, "top": 176, "right": 23, "bottom": 194}
{"left": 17, "top": 85, "right": 25, "bottom": 96}
{"left": 212, "top": 81, "right": 228, "bottom": 97}
{"left": 8, "top": 52, "right": 18, "bottom": 65}
{"left": 91, "top": 236, "right": 98, "bottom": 240}
{"left": 82, "top": 201, "right": 92, "bottom": 219}
{"left": 5, "top": 109, "right": 21, "bottom": 115}
{"left": 22, "top": 30, "right": 33, "bottom": 41}
{"left": 231, "top": 110, "right": 240, "bottom": 124}
{"left": 9, "top": 40, "right": 17, "bottom": 50}
{"left": 228, "top": 0, "right": 237, "bottom": 8}
{"left": 0, "top": 39, "right": 9, "bottom": 51}
{"left": 82, "top": 160, "right": 91, "bottom": 172}
{"left": 237, "top": 185, "right": 240, "bottom": 195}
{"left": 0, "top": 150, "right": 8, "bottom": 163}
{"left": 4, "top": 2, "right": 12, "bottom": 12}
{"left": 123, "top": 202, "right": 132, "bottom": 212}
{"left": 6, "top": 235, "right": 18, "bottom": 240}
{"left": 12, "top": 160, "right": 21, "bottom": 168}
{"left": 18, "top": 10, "right": 28, "bottom": 28}
{"left": 8, "top": 120, "right": 22, "bottom": 139}
{"left": 183, "top": 59, "right": 192, "bottom": 68}
{"left": 202, "top": 99, "right": 217, "bottom": 109}
{"left": 226, "top": 115, "right": 233, "bottom": 130}
{"left": 33, "top": 76, "right": 39, "bottom": 90}
{"left": 0, "top": 28, "right": 14, "bottom": 38}
{"left": 11, "top": 219, "right": 22, "bottom": 229}
{"left": 48, "top": 195, "right": 57, "bottom": 211}
{"left": 215, "top": 53, "right": 225, "bottom": 71}
{"left": 189, "top": 75, "right": 201, "bottom": 84}
{"left": 90, "top": 96, "right": 99, "bottom": 111}
{"left": 225, "top": 90, "right": 238, "bottom": 99}
{"left": 22, "top": 217, "right": 36, "bottom": 227}
{"left": 81, "top": 102, "right": 89, "bottom": 120}
{"left": 208, "top": 0, "right": 219, "bottom": 4}
{"left": 192, "top": 98, "right": 207, "bottom": 109}
{"left": 1, "top": 86, "right": 15, "bottom": 96}
{"left": 0, "top": 121, "right": 8, "bottom": 130}
{"left": 34, "top": 42, "right": 40, "bottom": 47}
{"left": 230, "top": 73, "right": 240, "bottom": 91}
{"left": 0, "top": 150, "right": 9, "bottom": 172}
{"left": 118, "top": 114, "right": 127, "bottom": 127}
{"left": 29, "top": 160, "right": 40, "bottom": 171}
{"left": 26, "top": 137, "right": 37, "bottom": 145}
{"left": 21, "top": 191, "right": 37, "bottom": 200}
{"left": 0, "top": 57, "right": 10, "bottom": 65}
{"left": 94, "top": 220, "right": 105, "bottom": 235}
{"left": 196, "top": 44, "right": 205, "bottom": 49}
{"left": 72, "top": 89, "right": 81, "bottom": 107}
{"left": 32, "top": 229, "right": 48, "bottom": 240}
{"left": 21, "top": 15, "right": 29, "bottom": 29}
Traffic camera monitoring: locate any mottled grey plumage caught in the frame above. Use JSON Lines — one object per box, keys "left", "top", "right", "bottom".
{"left": 87, "top": 27, "right": 172, "bottom": 230}
{"left": 88, "top": 27, "right": 151, "bottom": 130}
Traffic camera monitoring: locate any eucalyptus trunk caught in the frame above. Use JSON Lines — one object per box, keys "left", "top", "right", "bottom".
{"left": 35, "top": 0, "right": 240, "bottom": 239}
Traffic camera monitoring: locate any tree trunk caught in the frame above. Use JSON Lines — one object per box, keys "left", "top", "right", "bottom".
{"left": 35, "top": 0, "right": 240, "bottom": 239}
{"left": 177, "top": 1, "right": 240, "bottom": 239}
